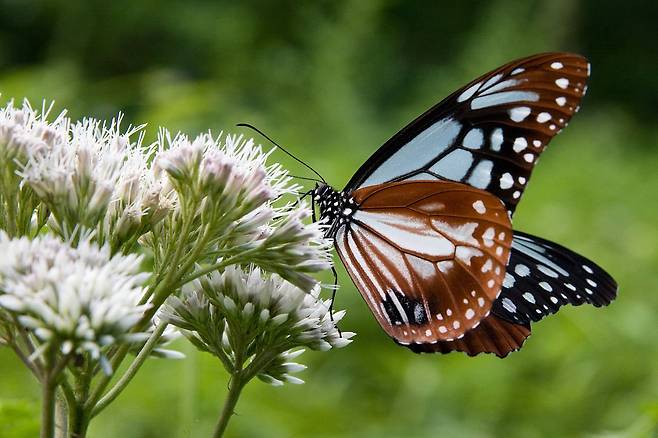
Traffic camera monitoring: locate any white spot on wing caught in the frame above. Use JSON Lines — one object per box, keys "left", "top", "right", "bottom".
{"left": 513, "top": 137, "right": 527, "bottom": 152}
{"left": 555, "top": 78, "right": 569, "bottom": 89}
{"left": 515, "top": 264, "right": 530, "bottom": 277}
{"left": 503, "top": 273, "right": 515, "bottom": 288}
{"left": 482, "top": 227, "right": 495, "bottom": 247}
{"left": 536, "top": 112, "right": 552, "bottom": 123}
{"left": 499, "top": 172, "right": 514, "bottom": 189}
{"left": 555, "top": 96, "right": 566, "bottom": 106}
{"left": 509, "top": 106, "right": 531, "bottom": 122}
{"left": 523, "top": 292, "right": 536, "bottom": 303}
{"left": 472, "top": 200, "right": 486, "bottom": 214}
{"left": 502, "top": 298, "right": 517, "bottom": 313}
{"left": 539, "top": 281, "right": 553, "bottom": 292}
{"left": 490, "top": 128, "right": 504, "bottom": 151}
{"left": 550, "top": 62, "right": 564, "bottom": 70}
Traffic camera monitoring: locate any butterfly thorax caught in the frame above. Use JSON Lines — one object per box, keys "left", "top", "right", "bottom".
{"left": 314, "top": 183, "right": 357, "bottom": 237}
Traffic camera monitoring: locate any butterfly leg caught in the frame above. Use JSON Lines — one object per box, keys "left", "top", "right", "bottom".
{"left": 329, "top": 265, "right": 342, "bottom": 336}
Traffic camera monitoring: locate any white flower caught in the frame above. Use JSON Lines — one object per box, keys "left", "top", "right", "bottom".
{"left": 160, "top": 266, "right": 354, "bottom": 385}
{"left": 0, "top": 99, "right": 68, "bottom": 163}
{"left": 251, "top": 206, "right": 333, "bottom": 291}
{"left": 154, "top": 131, "right": 297, "bottom": 215}
{"left": 18, "top": 114, "right": 173, "bottom": 249}
{"left": 147, "top": 130, "right": 333, "bottom": 292}
{"left": 0, "top": 232, "right": 150, "bottom": 368}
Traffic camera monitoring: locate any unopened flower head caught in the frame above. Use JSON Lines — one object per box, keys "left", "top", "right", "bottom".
{"left": 0, "top": 232, "right": 150, "bottom": 366}
{"left": 161, "top": 266, "right": 354, "bottom": 385}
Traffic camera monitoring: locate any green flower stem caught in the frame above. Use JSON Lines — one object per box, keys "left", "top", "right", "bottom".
{"left": 67, "top": 357, "right": 93, "bottom": 438}
{"left": 213, "top": 373, "right": 247, "bottom": 438}
{"left": 55, "top": 391, "right": 68, "bottom": 438}
{"left": 91, "top": 321, "right": 168, "bottom": 417}
{"left": 86, "top": 212, "right": 201, "bottom": 412}
{"left": 41, "top": 378, "right": 57, "bottom": 438}
{"left": 39, "top": 345, "right": 59, "bottom": 438}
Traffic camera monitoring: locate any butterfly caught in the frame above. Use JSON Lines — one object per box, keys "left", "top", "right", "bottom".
{"left": 310, "top": 52, "right": 617, "bottom": 357}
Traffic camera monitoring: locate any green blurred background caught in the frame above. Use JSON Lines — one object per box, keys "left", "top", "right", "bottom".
{"left": 1, "top": 1, "right": 657, "bottom": 437}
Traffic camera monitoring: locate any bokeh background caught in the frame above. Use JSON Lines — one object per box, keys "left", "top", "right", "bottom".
{"left": 1, "top": 1, "right": 657, "bottom": 437}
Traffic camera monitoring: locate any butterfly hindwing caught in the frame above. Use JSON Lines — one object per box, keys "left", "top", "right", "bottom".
{"left": 345, "top": 52, "right": 591, "bottom": 215}
{"left": 334, "top": 180, "right": 513, "bottom": 345}
{"left": 492, "top": 231, "right": 618, "bottom": 324}
{"left": 407, "top": 314, "right": 531, "bottom": 358}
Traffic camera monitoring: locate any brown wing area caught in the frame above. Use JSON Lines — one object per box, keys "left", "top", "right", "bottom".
{"left": 335, "top": 180, "right": 514, "bottom": 347}
{"left": 405, "top": 314, "right": 531, "bottom": 358}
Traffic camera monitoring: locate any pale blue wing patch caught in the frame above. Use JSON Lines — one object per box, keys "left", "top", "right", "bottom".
{"left": 360, "top": 118, "right": 461, "bottom": 187}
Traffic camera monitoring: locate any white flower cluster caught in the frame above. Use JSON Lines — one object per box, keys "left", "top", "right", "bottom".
{"left": 0, "top": 232, "right": 150, "bottom": 367}
{"left": 253, "top": 207, "right": 332, "bottom": 291}
{"left": 0, "top": 99, "right": 68, "bottom": 163}
{"left": 161, "top": 266, "right": 354, "bottom": 385}
{"left": 151, "top": 131, "right": 331, "bottom": 291}
{"left": 19, "top": 115, "right": 173, "bottom": 251}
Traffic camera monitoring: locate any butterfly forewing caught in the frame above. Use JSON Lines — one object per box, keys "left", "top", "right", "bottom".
{"left": 334, "top": 180, "right": 513, "bottom": 345}
{"left": 345, "top": 53, "right": 591, "bottom": 215}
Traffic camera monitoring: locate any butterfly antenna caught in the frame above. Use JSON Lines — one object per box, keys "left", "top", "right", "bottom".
{"left": 237, "top": 123, "right": 326, "bottom": 183}
{"left": 289, "top": 174, "right": 324, "bottom": 183}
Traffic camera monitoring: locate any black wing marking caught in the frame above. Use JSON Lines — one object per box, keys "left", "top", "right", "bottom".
{"left": 344, "top": 52, "right": 591, "bottom": 215}
{"left": 492, "top": 231, "right": 618, "bottom": 324}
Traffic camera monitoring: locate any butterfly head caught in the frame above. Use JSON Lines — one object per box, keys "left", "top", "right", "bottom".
{"left": 313, "top": 183, "right": 357, "bottom": 237}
